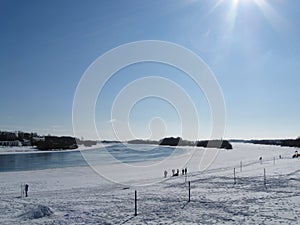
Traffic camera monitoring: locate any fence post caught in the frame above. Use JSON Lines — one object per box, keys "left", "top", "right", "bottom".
{"left": 21, "top": 183, "right": 25, "bottom": 198}
{"left": 188, "top": 181, "right": 191, "bottom": 202}
{"left": 263, "top": 168, "right": 266, "bottom": 186}
{"left": 240, "top": 161, "right": 242, "bottom": 172}
{"left": 234, "top": 168, "right": 236, "bottom": 184}
{"left": 134, "top": 190, "right": 137, "bottom": 216}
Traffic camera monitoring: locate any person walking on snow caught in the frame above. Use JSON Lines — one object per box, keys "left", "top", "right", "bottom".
{"left": 164, "top": 170, "right": 168, "bottom": 178}
{"left": 25, "top": 184, "right": 29, "bottom": 197}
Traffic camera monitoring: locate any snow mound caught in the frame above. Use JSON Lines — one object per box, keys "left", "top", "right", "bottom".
{"left": 20, "top": 205, "right": 53, "bottom": 219}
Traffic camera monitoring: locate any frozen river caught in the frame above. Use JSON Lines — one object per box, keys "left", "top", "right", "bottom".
{"left": 0, "top": 144, "right": 186, "bottom": 172}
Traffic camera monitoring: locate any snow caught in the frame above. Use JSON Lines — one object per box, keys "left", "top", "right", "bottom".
{"left": 19, "top": 205, "right": 53, "bottom": 219}
{"left": 0, "top": 146, "right": 38, "bottom": 154}
{"left": 0, "top": 143, "right": 105, "bottom": 155}
{"left": 0, "top": 143, "right": 299, "bottom": 224}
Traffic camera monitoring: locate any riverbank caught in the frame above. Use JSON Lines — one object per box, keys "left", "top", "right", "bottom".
{"left": 0, "top": 143, "right": 299, "bottom": 224}
{"left": 0, "top": 143, "right": 105, "bottom": 155}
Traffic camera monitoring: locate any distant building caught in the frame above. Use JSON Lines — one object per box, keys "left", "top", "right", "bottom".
{"left": 0, "top": 140, "right": 21, "bottom": 147}
{"left": 0, "top": 131, "right": 17, "bottom": 141}
{"left": 21, "top": 139, "right": 31, "bottom": 146}
{"left": 32, "top": 136, "right": 45, "bottom": 142}
{"left": 0, "top": 131, "right": 21, "bottom": 147}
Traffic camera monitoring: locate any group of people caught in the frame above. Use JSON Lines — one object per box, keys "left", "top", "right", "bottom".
{"left": 259, "top": 155, "right": 283, "bottom": 161}
{"left": 164, "top": 168, "right": 187, "bottom": 178}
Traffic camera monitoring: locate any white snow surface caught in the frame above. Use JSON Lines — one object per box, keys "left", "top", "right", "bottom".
{"left": 0, "top": 143, "right": 104, "bottom": 154}
{"left": 0, "top": 146, "right": 38, "bottom": 154}
{"left": 0, "top": 143, "right": 299, "bottom": 224}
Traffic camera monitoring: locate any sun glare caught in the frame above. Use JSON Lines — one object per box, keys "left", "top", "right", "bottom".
{"left": 253, "top": 0, "right": 290, "bottom": 32}
{"left": 228, "top": 0, "right": 289, "bottom": 33}
{"left": 232, "top": 0, "right": 239, "bottom": 6}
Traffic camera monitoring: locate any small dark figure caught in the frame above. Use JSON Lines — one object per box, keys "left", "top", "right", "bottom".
{"left": 164, "top": 170, "right": 168, "bottom": 178}
{"left": 184, "top": 167, "right": 187, "bottom": 175}
{"left": 172, "top": 169, "right": 180, "bottom": 177}
{"left": 172, "top": 169, "right": 175, "bottom": 176}
{"left": 259, "top": 157, "right": 262, "bottom": 161}
{"left": 182, "top": 169, "right": 184, "bottom": 175}
{"left": 293, "top": 150, "right": 300, "bottom": 158}
{"left": 25, "top": 184, "right": 29, "bottom": 197}
{"left": 279, "top": 155, "right": 282, "bottom": 159}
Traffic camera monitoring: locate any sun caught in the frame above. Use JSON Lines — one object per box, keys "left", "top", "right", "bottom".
{"left": 233, "top": 0, "right": 258, "bottom": 5}
{"left": 204, "top": 0, "right": 288, "bottom": 34}
{"left": 232, "top": 0, "right": 239, "bottom": 6}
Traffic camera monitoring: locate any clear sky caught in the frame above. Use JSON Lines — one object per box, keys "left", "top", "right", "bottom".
{"left": 1, "top": 0, "right": 299, "bottom": 140}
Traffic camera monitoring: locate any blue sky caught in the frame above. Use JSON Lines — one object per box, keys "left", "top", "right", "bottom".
{"left": 1, "top": 0, "right": 299, "bottom": 140}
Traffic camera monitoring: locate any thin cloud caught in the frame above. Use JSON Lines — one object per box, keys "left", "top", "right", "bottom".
{"left": 106, "top": 119, "right": 116, "bottom": 124}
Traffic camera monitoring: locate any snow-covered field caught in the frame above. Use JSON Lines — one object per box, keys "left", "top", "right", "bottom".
{"left": 0, "top": 143, "right": 299, "bottom": 224}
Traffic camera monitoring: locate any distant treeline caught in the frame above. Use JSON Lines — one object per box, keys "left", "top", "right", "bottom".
{"left": 0, "top": 130, "right": 100, "bottom": 150}
{"left": 75, "top": 138, "right": 97, "bottom": 147}
{"left": 36, "top": 137, "right": 101, "bottom": 150}
{"left": 127, "top": 139, "right": 159, "bottom": 145}
{"left": 101, "top": 140, "right": 122, "bottom": 144}
{"left": 128, "top": 137, "right": 233, "bottom": 149}
{"left": 230, "top": 138, "right": 300, "bottom": 148}
{"left": 36, "top": 136, "right": 78, "bottom": 150}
